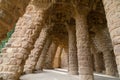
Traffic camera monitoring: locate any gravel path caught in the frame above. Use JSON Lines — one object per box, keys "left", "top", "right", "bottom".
{"left": 20, "top": 69, "right": 120, "bottom": 80}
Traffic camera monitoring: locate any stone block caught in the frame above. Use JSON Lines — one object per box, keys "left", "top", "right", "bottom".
{"left": 9, "top": 58, "right": 17, "bottom": 65}
{"left": 1, "top": 48, "right": 7, "bottom": 53}
{"left": 14, "top": 53, "right": 24, "bottom": 59}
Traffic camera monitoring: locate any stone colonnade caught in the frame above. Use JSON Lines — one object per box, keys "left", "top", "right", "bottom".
{"left": 0, "top": 0, "right": 119, "bottom": 80}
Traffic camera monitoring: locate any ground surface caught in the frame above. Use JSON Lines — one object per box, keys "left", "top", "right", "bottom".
{"left": 20, "top": 69, "right": 120, "bottom": 80}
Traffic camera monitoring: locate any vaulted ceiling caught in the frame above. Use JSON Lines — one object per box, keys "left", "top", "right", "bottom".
{"left": 0, "top": 0, "right": 107, "bottom": 45}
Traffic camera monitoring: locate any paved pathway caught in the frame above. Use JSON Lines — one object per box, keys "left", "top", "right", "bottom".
{"left": 20, "top": 69, "right": 120, "bottom": 80}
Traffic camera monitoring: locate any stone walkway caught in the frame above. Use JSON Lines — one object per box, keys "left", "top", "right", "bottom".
{"left": 20, "top": 69, "right": 120, "bottom": 80}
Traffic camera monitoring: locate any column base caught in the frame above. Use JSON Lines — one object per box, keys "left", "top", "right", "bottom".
{"left": 23, "top": 70, "right": 33, "bottom": 74}
{"left": 69, "top": 71, "right": 79, "bottom": 75}
{"left": 106, "top": 68, "right": 117, "bottom": 76}
{"left": 34, "top": 68, "right": 43, "bottom": 72}
{"left": 79, "top": 75, "right": 94, "bottom": 80}
{"left": 0, "top": 72, "right": 19, "bottom": 80}
{"left": 34, "top": 70, "right": 43, "bottom": 73}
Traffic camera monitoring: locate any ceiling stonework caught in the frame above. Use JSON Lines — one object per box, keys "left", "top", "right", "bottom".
{"left": 0, "top": 0, "right": 107, "bottom": 45}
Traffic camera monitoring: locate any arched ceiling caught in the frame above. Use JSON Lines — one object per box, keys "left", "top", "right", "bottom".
{"left": 0, "top": 0, "right": 107, "bottom": 45}
{"left": 40, "top": 0, "right": 106, "bottom": 46}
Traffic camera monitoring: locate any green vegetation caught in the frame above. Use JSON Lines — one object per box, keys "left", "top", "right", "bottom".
{"left": 0, "top": 27, "right": 15, "bottom": 53}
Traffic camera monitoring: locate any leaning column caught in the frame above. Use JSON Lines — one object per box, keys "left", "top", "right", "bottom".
{"left": 94, "top": 27, "right": 117, "bottom": 76}
{"left": 0, "top": 3, "right": 44, "bottom": 80}
{"left": 53, "top": 46, "right": 63, "bottom": 68}
{"left": 61, "top": 47, "right": 69, "bottom": 69}
{"left": 44, "top": 42, "right": 58, "bottom": 69}
{"left": 102, "top": 0, "right": 120, "bottom": 77}
{"left": 91, "top": 44, "right": 104, "bottom": 73}
{"left": 35, "top": 37, "right": 52, "bottom": 71}
{"left": 24, "top": 26, "right": 51, "bottom": 74}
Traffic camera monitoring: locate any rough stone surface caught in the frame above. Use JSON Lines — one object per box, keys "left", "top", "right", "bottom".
{"left": 76, "top": 10, "right": 94, "bottom": 80}
{"left": 90, "top": 35, "right": 105, "bottom": 73}
{"left": 35, "top": 38, "right": 52, "bottom": 71}
{"left": 44, "top": 42, "right": 58, "bottom": 69}
{"left": 66, "top": 25, "right": 78, "bottom": 75}
{"left": 0, "top": 3, "right": 44, "bottom": 80}
{"left": 53, "top": 47, "right": 63, "bottom": 68}
{"left": 102, "top": 0, "right": 120, "bottom": 77}
{"left": 93, "top": 27, "right": 118, "bottom": 76}
{"left": 24, "top": 27, "right": 49, "bottom": 74}
{"left": 0, "top": 0, "right": 120, "bottom": 80}
{"left": 61, "top": 48, "right": 69, "bottom": 69}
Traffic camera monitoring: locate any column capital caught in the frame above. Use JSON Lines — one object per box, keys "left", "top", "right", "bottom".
{"left": 73, "top": 6, "right": 90, "bottom": 19}
{"left": 31, "top": 0, "right": 54, "bottom": 9}
{"left": 71, "top": 0, "right": 94, "bottom": 17}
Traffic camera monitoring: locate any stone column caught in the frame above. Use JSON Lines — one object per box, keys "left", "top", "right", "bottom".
{"left": 53, "top": 47, "right": 63, "bottom": 68}
{"left": 90, "top": 33, "right": 105, "bottom": 73}
{"left": 61, "top": 48, "right": 69, "bottom": 69}
{"left": 0, "top": 4, "right": 44, "bottom": 80}
{"left": 0, "top": 0, "right": 30, "bottom": 41}
{"left": 35, "top": 37, "right": 52, "bottom": 71}
{"left": 75, "top": 10, "right": 94, "bottom": 80}
{"left": 24, "top": 27, "right": 50, "bottom": 74}
{"left": 95, "top": 28, "right": 117, "bottom": 76}
{"left": 94, "top": 52, "right": 105, "bottom": 73}
{"left": 44, "top": 42, "right": 58, "bottom": 69}
{"left": 102, "top": 0, "right": 120, "bottom": 77}
{"left": 66, "top": 25, "right": 78, "bottom": 75}
{"left": 91, "top": 45, "right": 105, "bottom": 73}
